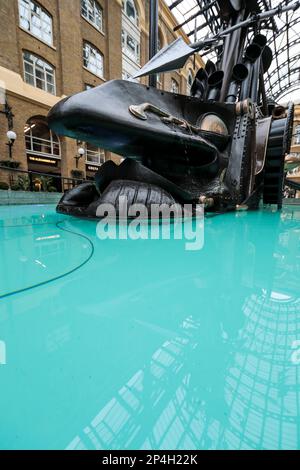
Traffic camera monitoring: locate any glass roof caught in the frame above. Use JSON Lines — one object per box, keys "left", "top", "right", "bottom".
{"left": 165, "top": 0, "right": 300, "bottom": 103}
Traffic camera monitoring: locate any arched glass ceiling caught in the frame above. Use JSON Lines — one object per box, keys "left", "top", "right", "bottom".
{"left": 165, "top": 0, "right": 300, "bottom": 103}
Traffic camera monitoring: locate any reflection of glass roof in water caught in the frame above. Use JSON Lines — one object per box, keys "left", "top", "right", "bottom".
{"left": 1, "top": 204, "right": 300, "bottom": 449}
{"left": 165, "top": 1, "right": 300, "bottom": 103}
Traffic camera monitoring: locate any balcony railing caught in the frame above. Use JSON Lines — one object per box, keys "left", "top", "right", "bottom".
{"left": 25, "top": 135, "right": 61, "bottom": 159}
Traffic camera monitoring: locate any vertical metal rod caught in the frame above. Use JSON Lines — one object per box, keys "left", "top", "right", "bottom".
{"left": 7, "top": 142, "right": 13, "bottom": 160}
{"left": 149, "top": 0, "right": 159, "bottom": 88}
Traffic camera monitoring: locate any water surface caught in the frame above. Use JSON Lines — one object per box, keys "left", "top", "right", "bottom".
{"left": 0, "top": 204, "right": 300, "bottom": 450}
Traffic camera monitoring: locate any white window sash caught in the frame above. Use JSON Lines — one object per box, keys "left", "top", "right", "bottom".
{"left": 23, "top": 53, "right": 56, "bottom": 94}
{"left": 19, "top": 0, "right": 53, "bottom": 45}
{"left": 81, "top": 0, "right": 103, "bottom": 32}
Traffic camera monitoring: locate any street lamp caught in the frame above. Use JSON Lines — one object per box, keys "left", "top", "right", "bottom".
{"left": 6, "top": 130, "right": 17, "bottom": 160}
{"left": 75, "top": 147, "right": 85, "bottom": 168}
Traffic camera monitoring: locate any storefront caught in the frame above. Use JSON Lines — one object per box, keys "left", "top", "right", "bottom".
{"left": 27, "top": 155, "right": 62, "bottom": 192}
{"left": 86, "top": 163, "right": 100, "bottom": 180}
{"left": 85, "top": 144, "right": 106, "bottom": 180}
{"left": 25, "top": 116, "right": 62, "bottom": 192}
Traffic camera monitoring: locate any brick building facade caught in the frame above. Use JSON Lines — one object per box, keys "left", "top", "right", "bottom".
{"left": 0, "top": 0, "right": 203, "bottom": 189}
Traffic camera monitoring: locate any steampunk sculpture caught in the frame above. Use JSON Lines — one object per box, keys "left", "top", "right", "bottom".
{"left": 48, "top": 0, "right": 299, "bottom": 218}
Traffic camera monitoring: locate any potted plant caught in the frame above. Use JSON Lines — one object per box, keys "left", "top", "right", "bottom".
{"left": 71, "top": 169, "right": 84, "bottom": 179}
{"left": 0, "top": 182, "right": 9, "bottom": 190}
{"left": 0, "top": 160, "right": 21, "bottom": 169}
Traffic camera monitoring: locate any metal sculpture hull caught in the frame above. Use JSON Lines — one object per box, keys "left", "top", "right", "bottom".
{"left": 48, "top": 1, "right": 297, "bottom": 218}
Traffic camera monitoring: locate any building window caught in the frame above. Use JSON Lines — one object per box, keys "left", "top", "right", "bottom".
{"left": 122, "top": 29, "right": 140, "bottom": 64}
{"left": 83, "top": 42, "right": 104, "bottom": 78}
{"left": 23, "top": 51, "right": 56, "bottom": 94}
{"left": 122, "top": 0, "right": 140, "bottom": 82}
{"left": 25, "top": 117, "right": 61, "bottom": 158}
{"left": 85, "top": 143, "right": 105, "bottom": 165}
{"left": 295, "top": 125, "right": 300, "bottom": 145}
{"left": 187, "top": 69, "right": 193, "bottom": 95}
{"left": 170, "top": 78, "right": 179, "bottom": 94}
{"left": 81, "top": 0, "right": 103, "bottom": 32}
{"left": 122, "top": 0, "right": 139, "bottom": 26}
{"left": 18, "top": 0, "right": 53, "bottom": 45}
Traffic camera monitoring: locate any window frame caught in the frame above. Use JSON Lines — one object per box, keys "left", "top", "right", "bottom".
{"left": 121, "top": 29, "right": 140, "bottom": 64}
{"left": 18, "top": 0, "right": 53, "bottom": 46}
{"left": 23, "top": 51, "right": 56, "bottom": 95}
{"left": 25, "top": 118, "right": 61, "bottom": 159}
{"left": 295, "top": 125, "right": 300, "bottom": 145}
{"left": 83, "top": 42, "right": 104, "bottom": 79}
{"left": 85, "top": 144, "right": 106, "bottom": 166}
{"left": 122, "top": 0, "right": 139, "bottom": 27}
{"left": 81, "top": 0, "right": 104, "bottom": 33}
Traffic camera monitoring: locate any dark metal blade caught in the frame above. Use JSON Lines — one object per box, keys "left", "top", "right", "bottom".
{"left": 262, "top": 45, "right": 273, "bottom": 74}
{"left": 205, "top": 59, "right": 216, "bottom": 76}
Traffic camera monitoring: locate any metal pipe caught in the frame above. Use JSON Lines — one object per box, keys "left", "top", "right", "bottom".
{"left": 219, "top": 9, "right": 245, "bottom": 102}
{"left": 252, "top": 33, "right": 267, "bottom": 49}
{"left": 240, "top": 38, "right": 266, "bottom": 101}
{"left": 250, "top": 35, "right": 267, "bottom": 102}
{"left": 190, "top": 1, "right": 300, "bottom": 49}
{"left": 207, "top": 71, "right": 224, "bottom": 101}
{"left": 226, "top": 63, "right": 248, "bottom": 103}
{"left": 149, "top": 0, "right": 159, "bottom": 88}
{"left": 259, "top": 62, "right": 268, "bottom": 115}
{"left": 191, "top": 68, "right": 208, "bottom": 99}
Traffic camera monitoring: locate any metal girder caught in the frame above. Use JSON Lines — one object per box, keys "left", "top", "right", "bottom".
{"left": 266, "top": 67, "right": 300, "bottom": 99}
{"left": 267, "top": 53, "right": 300, "bottom": 81}
{"left": 166, "top": 0, "right": 300, "bottom": 101}
{"left": 272, "top": 80, "right": 300, "bottom": 100}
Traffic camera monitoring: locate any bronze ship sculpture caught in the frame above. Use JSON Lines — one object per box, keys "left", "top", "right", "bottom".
{"left": 48, "top": 0, "right": 299, "bottom": 218}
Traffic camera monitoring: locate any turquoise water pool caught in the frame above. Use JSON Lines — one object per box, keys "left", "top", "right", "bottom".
{"left": 0, "top": 204, "right": 300, "bottom": 450}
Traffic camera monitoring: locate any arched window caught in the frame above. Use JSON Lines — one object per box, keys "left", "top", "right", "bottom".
{"left": 23, "top": 51, "right": 56, "bottom": 94}
{"left": 85, "top": 143, "right": 105, "bottom": 166}
{"left": 81, "top": 0, "right": 103, "bottom": 32}
{"left": 122, "top": 0, "right": 139, "bottom": 26}
{"left": 187, "top": 69, "right": 194, "bottom": 95}
{"left": 170, "top": 78, "right": 179, "bottom": 94}
{"left": 295, "top": 125, "right": 300, "bottom": 145}
{"left": 18, "top": 0, "right": 53, "bottom": 45}
{"left": 25, "top": 117, "right": 61, "bottom": 158}
{"left": 83, "top": 42, "right": 104, "bottom": 78}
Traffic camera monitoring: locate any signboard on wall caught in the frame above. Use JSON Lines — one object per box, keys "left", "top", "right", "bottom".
{"left": 86, "top": 165, "right": 99, "bottom": 172}
{"left": 28, "top": 156, "right": 58, "bottom": 167}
